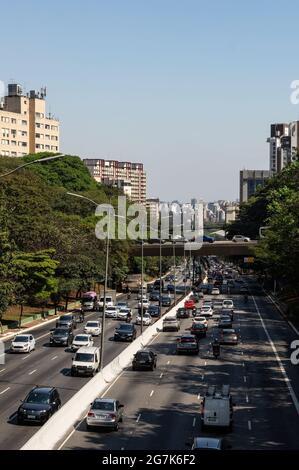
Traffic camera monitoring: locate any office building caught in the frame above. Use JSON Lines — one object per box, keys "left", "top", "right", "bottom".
{"left": 240, "top": 169, "right": 271, "bottom": 203}
{"left": 0, "top": 83, "right": 59, "bottom": 157}
{"left": 84, "top": 158, "right": 146, "bottom": 203}
{"left": 267, "top": 122, "right": 298, "bottom": 173}
{"left": 146, "top": 198, "right": 160, "bottom": 222}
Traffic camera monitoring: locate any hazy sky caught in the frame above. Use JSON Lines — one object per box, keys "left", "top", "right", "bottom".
{"left": 2, "top": 0, "right": 299, "bottom": 201}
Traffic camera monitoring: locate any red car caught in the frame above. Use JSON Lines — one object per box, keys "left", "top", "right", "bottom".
{"left": 184, "top": 299, "right": 195, "bottom": 310}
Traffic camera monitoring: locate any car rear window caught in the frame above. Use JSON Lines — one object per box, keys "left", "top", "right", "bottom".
{"left": 92, "top": 401, "right": 114, "bottom": 411}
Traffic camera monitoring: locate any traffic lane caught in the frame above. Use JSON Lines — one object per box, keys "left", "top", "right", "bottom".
{"left": 61, "top": 315, "right": 198, "bottom": 450}
{"left": 0, "top": 295, "right": 177, "bottom": 449}
{"left": 238, "top": 294, "right": 299, "bottom": 449}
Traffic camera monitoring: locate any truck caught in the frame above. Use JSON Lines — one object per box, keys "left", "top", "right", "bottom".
{"left": 97, "top": 289, "right": 116, "bottom": 311}
{"left": 122, "top": 274, "right": 145, "bottom": 293}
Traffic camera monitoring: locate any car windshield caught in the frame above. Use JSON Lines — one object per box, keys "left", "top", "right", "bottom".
{"left": 54, "top": 329, "right": 68, "bottom": 336}
{"left": 192, "top": 323, "right": 204, "bottom": 329}
{"left": 136, "top": 352, "right": 150, "bottom": 360}
{"left": 118, "top": 324, "right": 133, "bottom": 331}
{"left": 92, "top": 401, "right": 114, "bottom": 411}
{"left": 14, "top": 336, "right": 29, "bottom": 342}
{"left": 75, "top": 353, "right": 94, "bottom": 362}
{"left": 117, "top": 303, "right": 126, "bottom": 307}
{"left": 26, "top": 390, "right": 50, "bottom": 404}
{"left": 180, "top": 337, "right": 195, "bottom": 343}
{"left": 86, "top": 322, "right": 99, "bottom": 327}
{"left": 60, "top": 315, "right": 72, "bottom": 321}
{"left": 74, "top": 335, "right": 89, "bottom": 342}
{"left": 82, "top": 297, "right": 93, "bottom": 302}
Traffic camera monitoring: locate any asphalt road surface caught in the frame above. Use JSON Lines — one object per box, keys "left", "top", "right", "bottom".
{"left": 0, "top": 280, "right": 184, "bottom": 450}
{"left": 61, "top": 277, "right": 299, "bottom": 450}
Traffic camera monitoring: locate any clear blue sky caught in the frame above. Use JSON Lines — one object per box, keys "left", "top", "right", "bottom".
{"left": 1, "top": 0, "right": 299, "bottom": 201}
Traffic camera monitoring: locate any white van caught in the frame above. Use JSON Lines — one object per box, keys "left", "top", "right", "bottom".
{"left": 71, "top": 346, "right": 100, "bottom": 377}
{"left": 98, "top": 295, "right": 114, "bottom": 311}
{"left": 201, "top": 385, "right": 234, "bottom": 431}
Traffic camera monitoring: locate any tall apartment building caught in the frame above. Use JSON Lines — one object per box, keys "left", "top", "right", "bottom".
{"left": 240, "top": 169, "right": 271, "bottom": 203}
{"left": 84, "top": 158, "right": 146, "bottom": 203}
{"left": 146, "top": 198, "right": 160, "bottom": 221}
{"left": 267, "top": 122, "right": 298, "bottom": 173}
{"left": 0, "top": 83, "right": 59, "bottom": 157}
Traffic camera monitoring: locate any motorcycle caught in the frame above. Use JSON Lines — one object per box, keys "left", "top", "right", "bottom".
{"left": 212, "top": 342, "right": 220, "bottom": 359}
{"left": 126, "top": 313, "right": 132, "bottom": 323}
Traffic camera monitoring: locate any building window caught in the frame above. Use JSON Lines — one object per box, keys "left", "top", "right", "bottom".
{"left": 1, "top": 116, "right": 9, "bottom": 123}
{"left": 45, "top": 145, "right": 50, "bottom": 150}
{"left": 11, "top": 118, "right": 17, "bottom": 124}
{"left": 21, "top": 120, "right": 27, "bottom": 126}
{"left": 51, "top": 125, "right": 58, "bottom": 131}
{"left": 45, "top": 124, "right": 50, "bottom": 129}
{"left": 11, "top": 152, "right": 17, "bottom": 156}
{"left": 11, "top": 140, "right": 16, "bottom": 146}
{"left": 18, "top": 141, "right": 27, "bottom": 147}
{"left": 2, "top": 128, "right": 9, "bottom": 137}
{"left": 1, "top": 139, "right": 9, "bottom": 145}
{"left": 51, "top": 145, "right": 58, "bottom": 151}
{"left": 45, "top": 134, "right": 50, "bottom": 140}
{"left": 51, "top": 135, "right": 58, "bottom": 141}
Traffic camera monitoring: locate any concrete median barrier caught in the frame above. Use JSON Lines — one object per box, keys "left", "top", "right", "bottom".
{"left": 21, "top": 293, "right": 190, "bottom": 450}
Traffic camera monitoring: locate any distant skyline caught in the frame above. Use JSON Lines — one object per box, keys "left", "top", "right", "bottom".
{"left": 2, "top": 0, "right": 299, "bottom": 201}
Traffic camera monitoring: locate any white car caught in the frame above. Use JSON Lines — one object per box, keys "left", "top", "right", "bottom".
{"left": 200, "top": 306, "right": 214, "bottom": 318}
{"left": 222, "top": 299, "right": 234, "bottom": 310}
{"left": 138, "top": 298, "right": 150, "bottom": 310}
{"left": 84, "top": 321, "right": 102, "bottom": 336}
{"left": 211, "top": 288, "right": 220, "bottom": 295}
{"left": 193, "top": 316, "right": 208, "bottom": 328}
{"left": 232, "top": 235, "right": 250, "bottom": 242}
{"left": 10, "top": 334, "right": 35, "bottom": 353}
{"left": 71, "top": 334, "right": 94, "bottom": 351}
{"left": 117, "top": 306, "right": 132, "bottom": 320}
{"left": 105, "top": 306, "right": 119, "bottom": 318}
{"left": 136, "top": 312, "right": 152, "bottom": 326}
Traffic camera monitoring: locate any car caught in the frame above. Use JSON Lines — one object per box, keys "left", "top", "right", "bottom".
{"left": 176, "top": 334, "right": 199, "bottom": 354}
{"left": 232, "top": 235, "right": 250, "bottom": 242}
{"left": 199, "top": 306, "right": 214, "bottom": 318}
{"left": 190, "top": 321, "right": 207, "bottom": 338}
{"left": 84, "top": 321, "right": 102, "bottom": 336}
{"left": 17, "top": 386, "right": 61, "bottom": 425}
{"left": 10, "top": 334, "right": 35, "bottom": 353}
{"left": 98, "top": 295, "right": 114, "bottom": 311}
{"left": 114, "top": 323, "right": 137, "bottom": 342}
{"left": 161, "top": 295, "right": 172, "bottom": 307}
{"left": 56, "top": 314, "right": 77, "bottom": 330}
{"left": 211, "top": 288, "right": 220, "bottom": 295}
{"left": 71, "top": 346, "right": 100, "bottom": 376}
{"left": 190, "top": 293, "right": 200, "bottom": 303}
{"left": 149, "top": 290, "right": 160, "bottom": 301}
{"left": 176, "top": 307, "right": 190, "bottom": 319}
{"left": 137, "top": 298, "right": 150, "bottom": 310}
{"left": 162, "top": 316, "right": 180, "bottom": 332}
{"left": 86, "top": 398, "right": 124, "bottom": 431}
{"left": 219, "top": 328, "right": 238, "bottom": 345}
{"left": 132, "top": 349, "right": 157, "bottom": 370}
{"left": 116, "top": 301, "right": 128, "bottom": 310}
{"left": 135, "top": 312, "right": 152, "bottom": 326}
{"left": 193, "top": 316, "right": 208, "bottom": 328}
{"left": 184, "top": 299, "right": 195, "bottom": 310}
{"left": 147, "top": 304, "right": 161, "bottom": 317}
{"left": 222, "top": 299, "right": 234, "bottom": 310}
{"left": 117, "top": 306, "right": 132, "bottom": 321}
{"left": 218, "top": 315, "right": 233, "bottom": 329}
{"left": 166, "top": 284, "right": 175, "bottom": 293}
{"left": 202, "top": 300, "right": 213, "bottom": 308}
{"left": 191, "top": 437, "right": 226, "bottom": 450}
{"left": 240, "top": 286, "right": 249, "bottom": 294}
{"left": 50, "top": 327, "right": 74, "bottom": 346}
{"left": 221, "top": 308, "right": 234, "bottom": 320}
{"left": 212, "top": 300, "right": 223, "bottom": 311}
{"left": 105, "top": 306, "right": 119, "bottom": 318}
{"left": 71, "top": 334, "right": 94, "bottom": 351}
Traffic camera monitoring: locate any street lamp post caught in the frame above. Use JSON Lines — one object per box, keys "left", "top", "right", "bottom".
{"left": 0, "top": 154, "right": 66, "bottom": 178}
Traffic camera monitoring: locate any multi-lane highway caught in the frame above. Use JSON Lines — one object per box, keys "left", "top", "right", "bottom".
{"left": 0, "top": 282, "right": 184, "bottom": 450}
{"left": 60, "top": 277, "right": 299, "bottom": 450}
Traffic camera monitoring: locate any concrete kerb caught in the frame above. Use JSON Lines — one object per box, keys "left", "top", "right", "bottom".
{"left": 21, "top": 293, "right": 191, "bottom": 450}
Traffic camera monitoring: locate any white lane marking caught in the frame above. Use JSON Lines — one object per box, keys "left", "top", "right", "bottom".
{"left": 136, "top": 413, "right": 141, "bottom": 422}
{"left": 197, "top": 393, "right": 201, "bottom": 400}
{"left": 0, "top": 368, "right": 6, "bottom": 373}
{"left": 252, "top": 295, "right": 299, "bottom": 417}
{"left": 167, "top": 360, "right": 170, "bottom": 365}
{"left": 242, "top": 362, "right": 245, "bottom": 367}
{"left": 246, "top": 393, "right": 249, "bottom": 403}
{"left": 0, "top": 387, "right": 10, "bottom": 395}
{"left": 28, "top": 369, "right": 37, "bottom": 375}
{"left": 150, "top": 390, "right": 154, "bottom": 397}
{"left": 159, "top": 373, "right": 163, "bottom": 379}
{"left": 192, "top": 417, "right": 196, "bottom": 427}
{"left": 36, "top": 332, "right": 50, "bottom": 341}
{"left": 202, "top": 374, "right": 204, "bottom": 380}
{"left": 204, "top": 361, "right": 207, "bottom": 366}
{"left": 121, "top": 447, "right": 125, "bottom": 450}
{"left": 243, "top": 376, "right": 246, "bottom": 383}
{"left": 248, "top": 420, "right": 252, "bottom": 431}
{"left": 51, "top": 356, "right": 58, "bottom": 360}
{"left": 22, "top": 355, "right": 30, "bottom": 361}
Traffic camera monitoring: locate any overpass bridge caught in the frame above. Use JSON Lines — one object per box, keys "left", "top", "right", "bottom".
{"left": 131, "top": 241, "right": 258, "bottom": 257}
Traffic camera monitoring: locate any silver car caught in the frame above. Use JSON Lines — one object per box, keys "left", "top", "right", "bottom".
{"left": 86, "top": 398, "right": 124, "bottom": 431}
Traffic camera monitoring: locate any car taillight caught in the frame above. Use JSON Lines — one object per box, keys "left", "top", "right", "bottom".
{"left": 88, "top": 412, "right": 95, "bottom": 417}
